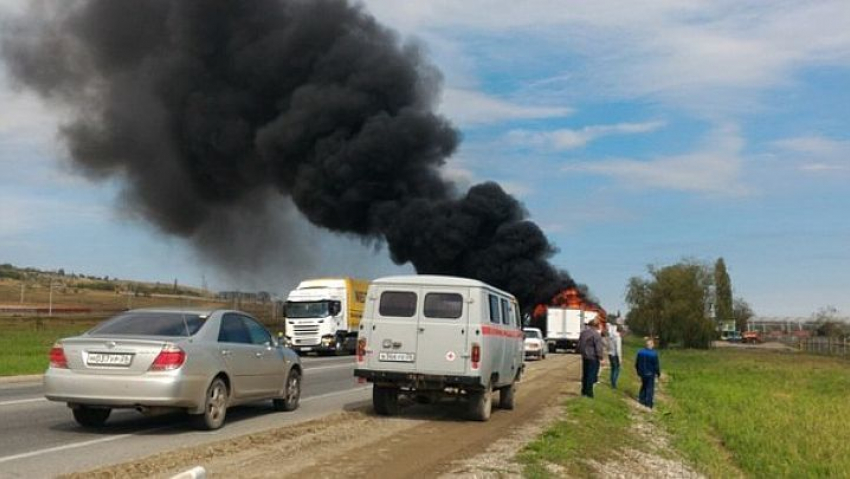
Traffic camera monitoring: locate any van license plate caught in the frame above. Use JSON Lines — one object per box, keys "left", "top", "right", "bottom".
{"left": 87, "top": 353, "right": 132, "bottom": 366}
{"left": 378, "top": 352, "right": 415, "bottom": 362}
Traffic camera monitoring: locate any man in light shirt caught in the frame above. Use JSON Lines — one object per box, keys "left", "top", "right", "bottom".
{"left": 607, "top": 325, "right": 623, "bottom": 389}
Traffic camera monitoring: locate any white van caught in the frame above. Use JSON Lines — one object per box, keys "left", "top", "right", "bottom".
{"left": 353, "top": 275, "right": 524, "bottom": 421}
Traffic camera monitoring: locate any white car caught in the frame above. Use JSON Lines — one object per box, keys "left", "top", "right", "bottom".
{"left": 523, "top": 327, "right": 546, "bottom": 360}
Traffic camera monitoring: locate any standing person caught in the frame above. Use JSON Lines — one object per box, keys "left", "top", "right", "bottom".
{"left": 577, "top": 319, "right": 604, "bottom": 398}
{"left": 608, "top": 325, "right": 623, "bottom": 389}
{"left": 635, "top": 337, "right": 661, "bottom": 408}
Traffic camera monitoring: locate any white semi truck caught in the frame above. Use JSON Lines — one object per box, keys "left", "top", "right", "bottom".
{"left": 283, "top": 278, "right": 369, "bottom": 355}
{"left": 545, "top": 307, "right": 596, "bottom": 353}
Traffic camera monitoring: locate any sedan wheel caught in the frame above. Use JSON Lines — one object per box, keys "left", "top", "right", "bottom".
{"left": 273, "top": 369, "right": 301, "bottom": 411}
{"left": 192, "top": 377, "right": 228, "bottom": 430}
{"left": 73, "top": 406, "right": 111, "bottom": 428}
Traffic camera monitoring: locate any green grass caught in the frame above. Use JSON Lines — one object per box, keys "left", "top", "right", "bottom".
{"left": 520, "top": 339, "right": 850, "bottom": 478}
{"left": 659, "top": 347, "right": 850, "bottom": 478}
{"left": 0, "top": 322, "right": 93, "bottom": 376}
{"left": 519, "top": 365, "right": 637, "bottom": 478}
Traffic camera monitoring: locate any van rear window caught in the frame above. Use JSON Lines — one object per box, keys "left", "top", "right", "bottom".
{"left": 424, "top": 293, "right": 463, "bottom": 319}
{"left": 379, "top": 291, "right": 417, "bottom": 317}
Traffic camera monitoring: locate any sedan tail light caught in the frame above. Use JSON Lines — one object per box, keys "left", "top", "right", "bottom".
{"left": 149, "top": 345, "right": 186, "bottom": 371}
{"left": 49, "top": 344, "right": 68, "bottom": 369}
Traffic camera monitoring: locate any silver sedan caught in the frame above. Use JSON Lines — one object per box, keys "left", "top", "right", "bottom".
{"left": 44, "top": 308, "right": 302, "bottom": 430}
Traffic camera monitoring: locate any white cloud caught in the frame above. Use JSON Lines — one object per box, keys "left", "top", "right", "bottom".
{"left": 772, "top": 136, "right": 850, "bottom": 174}
{"left": 562, "top": 125, "right": 748, "bottom": 195}
{"left": 439, "top": 88, "right": 572, "bottom": 126}
{"left": 364, "top": 1, "right": 850, "bottom": 114}
{"left": 508, "top": 120, "right": 664, "bottom": 150}
{"left": 0, "top": 194, "right": 110, "bottom": 238}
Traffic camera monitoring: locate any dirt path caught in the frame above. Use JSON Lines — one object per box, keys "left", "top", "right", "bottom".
{"left": 69, "top": 355, "right": 580, "bottom": 479}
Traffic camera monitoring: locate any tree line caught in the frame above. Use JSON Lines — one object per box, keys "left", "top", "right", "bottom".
{"left": 625, "top": 258, "right": 753, "bottom": 349}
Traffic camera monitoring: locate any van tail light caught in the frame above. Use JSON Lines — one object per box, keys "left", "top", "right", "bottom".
{"left": 150, "top": 345, "right": 186, "bottom": 371}
{"left": 357, "top": 338, "right": 367, "bottom": 363}
{"left": 49, "top": 344, "right": 68, "bottom": 369}
{"left": 471, "top": 343, "right": 480, "bottom": 370}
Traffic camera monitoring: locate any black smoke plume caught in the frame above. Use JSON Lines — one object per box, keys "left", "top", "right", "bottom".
{"left": 1, "top": 0, "right": 578, "bottom": 309}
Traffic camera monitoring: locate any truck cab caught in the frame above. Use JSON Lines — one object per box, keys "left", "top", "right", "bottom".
{"left": 354, "top": 275, "right": 524, "bottom": 421}
{"left": 283, "top": 278, "right": 368, "bottom": 354}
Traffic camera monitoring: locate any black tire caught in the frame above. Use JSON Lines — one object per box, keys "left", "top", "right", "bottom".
{"left": 467, "top": 384, "right": 492, "bottom": 421}
{"left": 191, "top": 377, "right": 228, "bottom": 430}
{"left": 548, "top": 343, "right": 556, "bottom": 354}
{"left": 334, "top": 337, "right": 347, "bottom": 356}
{"left": 73, "top": 406, "right": 111, "bottom": 428}
{"left": 498, "top": 382, "right": 516, "bottom": 410}
{"left": 273, "top": 369, "right": 301, "bottom": 411}
{"left": 373, "top": 386, "right": 400, "bottom": 416}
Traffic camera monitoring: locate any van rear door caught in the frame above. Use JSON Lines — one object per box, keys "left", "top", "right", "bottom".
{"left": 416, "top": 288, "right": 469, "bottom": 376}
{"left": 365, "top": 287, "right": 420, "bottom": 372}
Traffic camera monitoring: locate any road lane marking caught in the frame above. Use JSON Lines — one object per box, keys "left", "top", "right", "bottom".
{"left": 303, "top": 364, "right": 355, "bottom": 372}
{"left": 302, "top": 386, "right": 370, "bottom": 403}
{"left": 0, "top": 433, "right": 134, "bottom": 465}
{"left": 0, "top": 385, "right": 370, "bottom": 465}
{"left": 0, "top": 397, "right": 47, "bottom": 407}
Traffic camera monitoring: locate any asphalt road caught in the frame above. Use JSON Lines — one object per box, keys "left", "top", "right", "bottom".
{"left": 0, "top": 355, "right": 369, "bottom": 478}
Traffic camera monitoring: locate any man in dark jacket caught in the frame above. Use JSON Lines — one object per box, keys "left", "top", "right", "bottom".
{"left": 577, "top": 319, "right": 604, "bottom": 398}
{"left": 635, "top": 337, "right": 661, "bottom": 408}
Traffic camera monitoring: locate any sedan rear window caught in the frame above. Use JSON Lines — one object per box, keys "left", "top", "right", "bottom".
{"left": 379, "top": 291, "right": 417, "bottom": 317}
{"left": 88, "top": 312, "right": 205, "bottom": 337}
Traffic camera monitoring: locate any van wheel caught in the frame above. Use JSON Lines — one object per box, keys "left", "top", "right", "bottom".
{"left": 499, "top": 382, "right": 516, "bottom": 410}
{"left": 468, "top": 385, "right": 492, "bottom": 421}
{"left": 191, "top": 377, "right": 228, "bottom": 430}
{"left": 73, "top": 406, "right": 111, "bottom": 428}
{"left": 373, "top": 386, "right": 400, "bottom": 416}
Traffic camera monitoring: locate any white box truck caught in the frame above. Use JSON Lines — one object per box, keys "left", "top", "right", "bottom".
{"left": 545, "top": 307, "right": 584, "bottom": 353}
{"left": 283, "top": 278, "right": 369, "bottom": 355}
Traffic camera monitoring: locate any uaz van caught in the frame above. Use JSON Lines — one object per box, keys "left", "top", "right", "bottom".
{"left": 353, "top": 275, "right": 524, "bottom": 421}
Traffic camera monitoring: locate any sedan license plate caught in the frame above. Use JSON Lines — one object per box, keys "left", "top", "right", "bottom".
{"left": 378, "top": 351, "right": 415, "bottom": 362}
{"left": 87, "top": 353, "right": 133, "bottom": 367}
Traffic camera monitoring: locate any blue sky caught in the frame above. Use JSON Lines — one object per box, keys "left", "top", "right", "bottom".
{"left": 1, "top": 0, "right": 848, "bottom": 317}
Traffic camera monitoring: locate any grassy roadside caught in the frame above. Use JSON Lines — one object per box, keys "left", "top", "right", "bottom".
{"left": 0, "top": 321, "right": 94, "bottom": 376}
{"left": 519, "top": 342, "right": 644, "bottom": 478}
{"left": 658, "top": 346, "right": 850, "bottom": 477}
{"left": 520, "top": 338, "right": 850, "bottom": 478}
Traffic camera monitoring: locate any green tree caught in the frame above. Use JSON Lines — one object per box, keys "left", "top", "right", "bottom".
{"left": 732, "top": 297, "right": 754, "bottom": 332}
{"left": 812, "top": 306, "right": 847, "bottom": 337}
{"left": 714, "top": 257, "right": 733, "bottom": 326}
{"left": 625, "top": 260, "right": 716, "bottom": 349}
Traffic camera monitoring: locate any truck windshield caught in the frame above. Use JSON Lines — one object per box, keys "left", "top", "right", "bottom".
{"left": 285, "top": 301, "right": 330, "bottom": 318}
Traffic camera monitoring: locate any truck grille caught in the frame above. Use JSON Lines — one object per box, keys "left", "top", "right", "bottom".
{"left": 290, "top": 324, "right": 320, "bottom": 336}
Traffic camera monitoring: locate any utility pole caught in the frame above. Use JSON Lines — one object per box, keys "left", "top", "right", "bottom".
{"left": 48, "top": 278, "right": 54, "bottom": 316}
{"left": 20, "top": 281, "right": 24, "bottom": 304}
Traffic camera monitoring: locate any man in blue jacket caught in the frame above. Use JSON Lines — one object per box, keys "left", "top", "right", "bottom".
{"left": 635, "top": 337, "right": 661, "bottom": 408}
